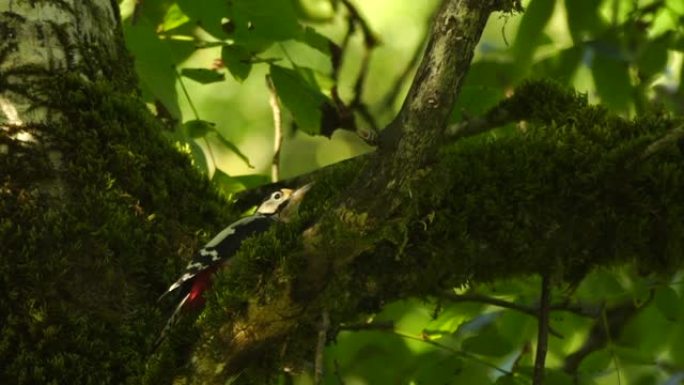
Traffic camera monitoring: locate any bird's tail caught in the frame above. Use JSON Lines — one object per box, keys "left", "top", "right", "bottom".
{"left": 152, "top": 292, "right": 190, "bottom": 351}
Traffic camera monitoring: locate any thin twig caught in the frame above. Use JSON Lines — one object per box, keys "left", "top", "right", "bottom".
{"left": 314, "top": 311, "right": 330, "bottom": 385}
{"left": 394, "top": 331, "right": 515, "bottom": 376}
{"left": 176, "top": 68, "right": 200, "bottom": 120}
{"left": 533, "top": 274, "right": 551, "bottom": 385}
{"left": 333, "top": 360, "right": 346, "bottom": 385}
{"left": 446, "top": 105, "right": 514, "bottom": 140}
{"left": 601, "top": 307, "right": 623, "bottom": 385}
{"left": 338, "top": 321, "right": 394, "bottom": 331}
{"left": 266, "top": 75, "right": 283, "bottom": 182}
{"left": 339, "top": 0, "right": 378, "bottom": 48}
{"left": 441, "top": 292, "right": 598, "bottom": 318}
{"left": 329, "top": 0, "right": 380, "bottom": 143}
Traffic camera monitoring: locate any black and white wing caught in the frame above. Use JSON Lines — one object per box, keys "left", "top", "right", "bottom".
{"left": 159, "top": 214, "right": 274, "bottom": 298}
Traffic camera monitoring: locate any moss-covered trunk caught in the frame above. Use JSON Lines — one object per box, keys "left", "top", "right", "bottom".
{"left": 0, "top": 1, "right": 235, "bottom": 383}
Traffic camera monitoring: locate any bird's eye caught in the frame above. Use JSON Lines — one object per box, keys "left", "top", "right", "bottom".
{"left": 273, "top": 192, "right": 282, "bottom": 200}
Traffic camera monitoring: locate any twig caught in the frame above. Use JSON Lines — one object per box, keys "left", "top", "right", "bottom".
{"left": 446, "top": 105, "right": 514, "bottom": 140}
{"left": 265, "top": 75, "right": 283, "bottom": 182}
{"left": 176, "top": 68, "right": 200, "bottom": 120}
{"left": 641, "top": 124, "right": 684, "bottom": 160}
{"left": 338, "top": 321, "right": 394, "bottom": 331}
{"left": 333, "top": 360, "right": 346, "bottom": 385}
{"left": 533, "top": 274, "right": 551, "bottom": 385}
{"left": 394, "top": 331, "right": 515, "bottom": 376}
{"left": 441, "top": 292, "right": 598, "bottom": 318}
{"left": 601, "top": 307, "right": 623, "bottom": 385}
{"left": 314, "top": 311, "right": 330, "bottom": 385}
{"left": 329, "top": 0, "right": 380, "bottom": 143}
{"left": 339, "top": 0, "right": 379, "bottom": 49}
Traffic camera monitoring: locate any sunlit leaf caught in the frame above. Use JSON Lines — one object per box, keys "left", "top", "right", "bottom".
{"left": 213, "top": 133, "right": 254, "bottom": 168}
{"left": 182, "top": 120, "right": 252, "bottom": 168}
{"left": 270, "top": 64, "right": 337, "bottom": 136}
{"left": 188, "top": 140, "right": 208, "bottom": 174}
{"left": 160, "top": 3, "right": 190, "bottom": 32}
{"left": 180, "top": 68, "right": 225, "bottom": 84}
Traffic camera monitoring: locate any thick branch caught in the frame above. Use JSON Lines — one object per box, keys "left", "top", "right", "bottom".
{"left": 379, "top": 0, "right": 495, "bottom": 157}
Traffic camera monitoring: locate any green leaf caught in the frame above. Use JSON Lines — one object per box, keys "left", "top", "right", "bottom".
{"left": 270, "top": 64, "right": 337, "bottom": 136}
{"left": 654, "top": 285, "right": 680, "bottom": 321}
{"left": 182, "top": 119, "right": 215, "bottom": 138}
{"left": 123, "top": 17, "right": 180, "bottom": 119}
{"left": 613, "top": 346, "right": 654, "bottom": 365}
{"left": 213, "top": 133, "right": 254, "bottom": 168}
{"left": 591, "top": 48, "right": 632, "bottom": 112}
{"left": 495, "top": 374, "right": 528, "bottom": 385}
{"left": 212, "top": 169, "right": 247, "bottom": 194}
{"left": 565, "top": 0, "right": 605, "bottom": 42}
{"left": 297, "top": 26, "right": 337, "bottom": 57}
{"left": 413, "top": 353, "right": 463, "bottom": 385}
{"left": 231, "top": 174, "right": 271, "bottom": 190}
{"left": 461, "top": 327, "right": 514, "bottom": 357}
{"left": 182, "top": 120, "right": 252, "bottom": 168}
{"left": 532, "top": 45, "right": 584, "bottom": 85}
{"left": 577, "top": 349, "right": 612, "bottom": 374}
{"left": 227, "top": 0, "right": 302, "bottom": 52}
{"left": 513, "top": 0, "right": 556, "bottom": 66}
{"left": 188, "top": 140, "right": 208, "bottom": 174}
{"left": 636, "top": 32, "right": 672, "bottom": 77}
{"left": 221, "top": 45, "right": 252, "bottom": 82}
{"left": 177, "top": 0, "right": 230, "bottom": 39}
{"left": 180, "top": 68, "right": 225, "bottom": 84}
{"left": 160, "top": 3, "right": 190, "bottom": 32}
{"left": 545, "top": 369, "right": 574, "bottom": 385}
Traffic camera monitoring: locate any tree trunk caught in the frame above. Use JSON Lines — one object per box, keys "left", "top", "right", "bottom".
{"left": 1, "top": 1, "right": 234, "bottom": 384}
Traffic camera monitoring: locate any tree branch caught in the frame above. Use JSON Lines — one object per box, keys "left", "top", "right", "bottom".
{"left": 533, "top": 274, "right": 550, "bottom": 385}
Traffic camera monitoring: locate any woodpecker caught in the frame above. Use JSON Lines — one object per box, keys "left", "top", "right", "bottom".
{"left": 155, "top": 183, "right": 312, "bottom": 349}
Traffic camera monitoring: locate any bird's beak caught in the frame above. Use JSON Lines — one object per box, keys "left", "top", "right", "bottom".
{"left": 290, "top": 182, "right": 313, "bottom": 203}
{"left": 279, "top": 183, "right": 313, "bottom": 222}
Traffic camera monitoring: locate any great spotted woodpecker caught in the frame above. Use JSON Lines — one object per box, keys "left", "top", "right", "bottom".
{"left": 155, "top": 183, "right": 312, "bottom": 348}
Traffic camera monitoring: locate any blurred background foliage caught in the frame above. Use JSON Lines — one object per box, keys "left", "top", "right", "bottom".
{"left": 118, "top": 0, "right": 684, "bottom": 383}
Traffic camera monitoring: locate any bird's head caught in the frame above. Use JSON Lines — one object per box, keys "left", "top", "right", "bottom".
{"left": 256, "top": 183, "right": 313, "bottom": 221}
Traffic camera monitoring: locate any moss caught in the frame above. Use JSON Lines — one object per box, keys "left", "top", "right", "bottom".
{"left": 0, "top": 64, "right": 237, "bottom": 384}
